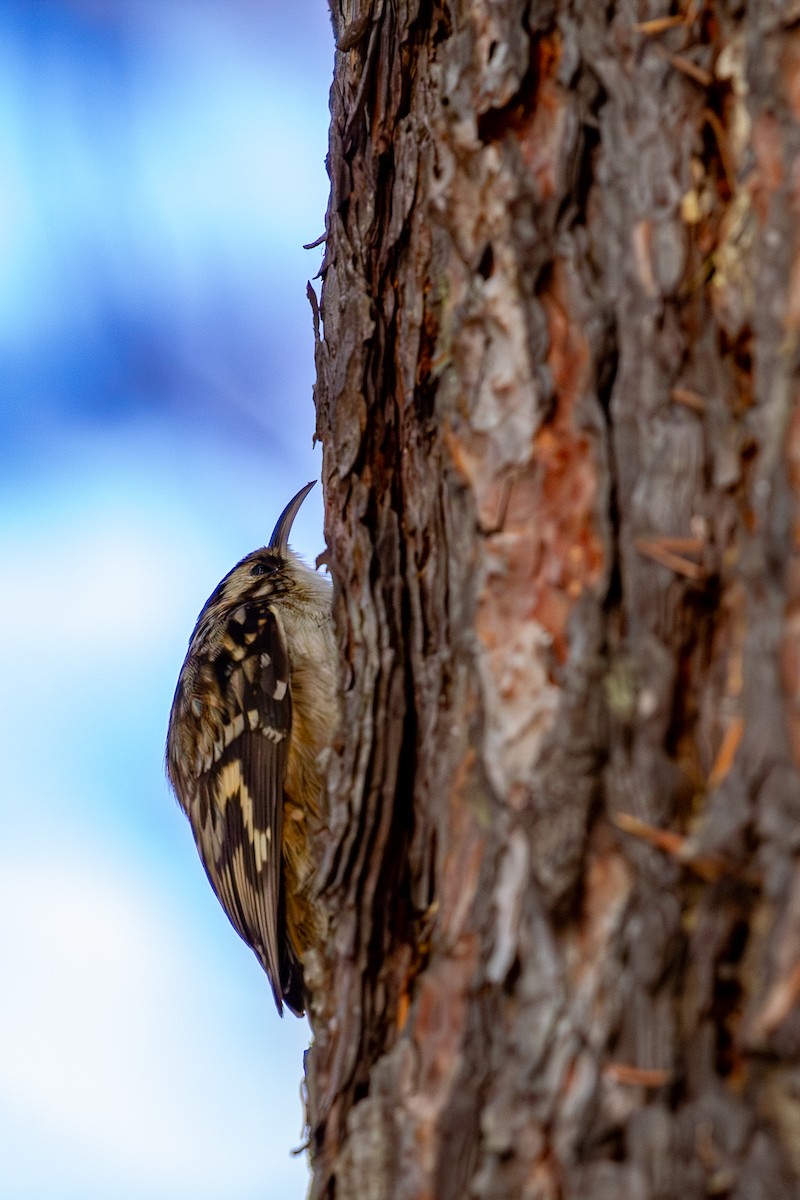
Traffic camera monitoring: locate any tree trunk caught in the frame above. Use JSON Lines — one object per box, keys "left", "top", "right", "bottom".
{"left": 305, "top": 3, "right": 800, "bottom": 1198}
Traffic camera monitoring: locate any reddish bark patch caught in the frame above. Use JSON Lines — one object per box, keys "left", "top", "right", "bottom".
{"left": 532, "top": 260, "right": 605, "bottom": 659}
{"left": 779, "top": 30, "right": 800, "bottom": 124}
{"left": 750, "top": 112, "right": 784, "bottom": 223}
{"left": 517, "top": 32, "right": 565, "bottom": 202}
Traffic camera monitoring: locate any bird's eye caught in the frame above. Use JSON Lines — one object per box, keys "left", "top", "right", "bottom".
{"left": 250, "top": 562, "right": 270, "bottom": 577}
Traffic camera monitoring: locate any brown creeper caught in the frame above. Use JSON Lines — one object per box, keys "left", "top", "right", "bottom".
{"left": 166, "top": 482, "right": 336, "bottom": 1016}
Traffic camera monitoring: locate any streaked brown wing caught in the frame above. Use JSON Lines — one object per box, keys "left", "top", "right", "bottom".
{"left": 184, "top": 604, "right": 295, "bottom": 1012}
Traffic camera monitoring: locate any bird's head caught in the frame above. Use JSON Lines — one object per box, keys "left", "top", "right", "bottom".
{"left": 188, "top": 481, "right": 317, "bottom": 648}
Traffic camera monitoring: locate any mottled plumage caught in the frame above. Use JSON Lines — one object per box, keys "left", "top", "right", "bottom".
{"left": 166, "top": 482, "right": 336, "bottom": 1015}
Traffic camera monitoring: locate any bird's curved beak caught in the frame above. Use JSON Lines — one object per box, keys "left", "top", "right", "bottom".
{"left": 269, "top": 480, "right": 316, "bottom": 553}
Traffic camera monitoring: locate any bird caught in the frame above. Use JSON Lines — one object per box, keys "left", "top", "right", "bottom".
{"left": 166, "top": 481, "right": 336, "bottom": 1015}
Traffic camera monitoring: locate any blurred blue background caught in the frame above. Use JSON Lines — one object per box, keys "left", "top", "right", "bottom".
{"left": 0, "top": 2, "right": 333, "bottom": 1197}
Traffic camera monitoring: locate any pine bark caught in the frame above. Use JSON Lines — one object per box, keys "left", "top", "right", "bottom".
{"left": 306, "top": 3, "right": 800, "bottom": 1198}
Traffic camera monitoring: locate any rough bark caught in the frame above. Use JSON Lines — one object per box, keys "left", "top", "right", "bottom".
{"left": 306, "top": 2, "right": 800, "bottom": 1198}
